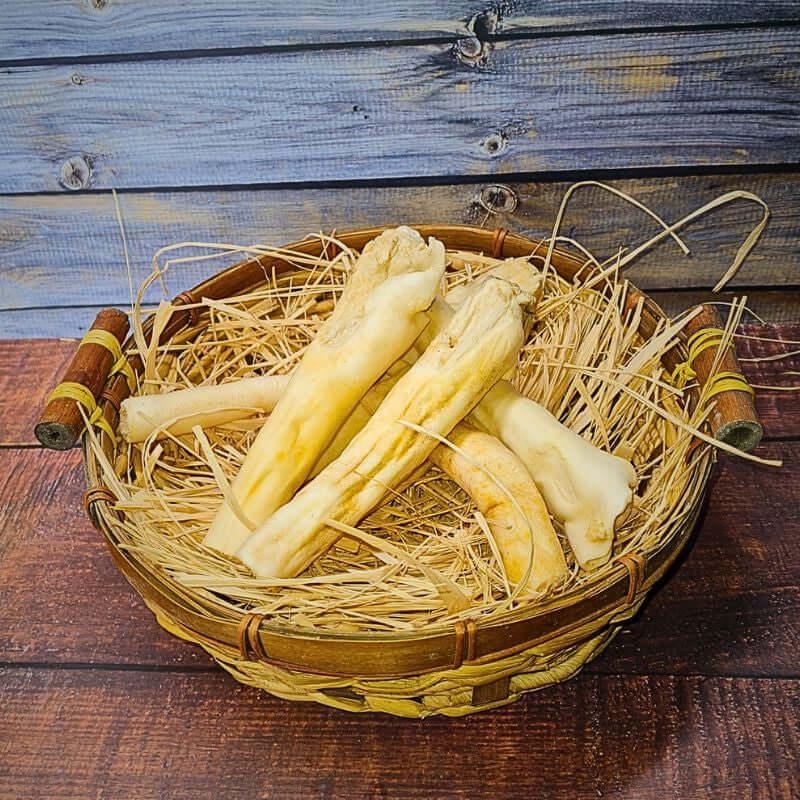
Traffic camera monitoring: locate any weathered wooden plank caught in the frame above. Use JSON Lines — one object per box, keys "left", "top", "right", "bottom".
{"left": 1, "top": 173, "right": 798, "bottom": 319}
{"left": 3, "top": 2, "right": 800, "bottom": 61}
{"left": 1, "top": 441, "right": 797, "bottom": 673}
{"left": 0, "top": 340, "right": 74, "bottom": 445}
{"left": 1, "top": 29, "right": 798, "bottom": 193}
{"left": 0, "top": 448, "right": 212, "bottom": 668}
{"left": 0, "top": 669, "right": 796, "bottom": 799}
{"left": 2, "top": 327, "right": 797, "bottom": 445}
{"left": 652, "top": 289, "right": 800, "bottom": 323}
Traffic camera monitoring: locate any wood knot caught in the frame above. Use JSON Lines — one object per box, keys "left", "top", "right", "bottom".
{"left": 71, "top": 74, "right": 86, "bottom": 86}
{"left": 480, "top": 132, "right": 507, "bottom": 158}
{"left": 60, "top": 155, "right": 93, "bottom": 191}
{"left": 479, "top": 184, "right": 518, "bottom": 215}
{"left": 91, "top": 0, "right": 109, "bottom": 10}
{"left": 453, "top": 35, "right": 491, "bottom": 67}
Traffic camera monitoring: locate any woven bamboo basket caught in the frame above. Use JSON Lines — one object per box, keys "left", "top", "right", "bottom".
{"left": 39, "top": 224, "right": 761, "bottom": 717}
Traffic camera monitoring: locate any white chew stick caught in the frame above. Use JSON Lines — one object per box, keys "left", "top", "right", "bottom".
{"left": 470, "top": 383, "right": 636, "bottom": 570}
{"left": 119, "top": 374, "right": 291, "bottom": 443}
{"left": 236, "top": 277, "right": 528, "bottom": 579}
{"left": 203, "top": 226, "right": 446, "bottom": 555}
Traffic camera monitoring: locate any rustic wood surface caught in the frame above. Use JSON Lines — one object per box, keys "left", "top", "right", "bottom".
{"left": 1, "top": 670, "right": 797, "bottom": 800}
{"left": 3, "top": 1, "right": 800, "bottom": 59}
{"left": 0, "top": 331, "right": 798, "bottom": 798}
{"left": 1, "top": 172, "right": 798, "bottom": 318}
{"left": 2, "top": 29, "right": 799, "bottom": 194}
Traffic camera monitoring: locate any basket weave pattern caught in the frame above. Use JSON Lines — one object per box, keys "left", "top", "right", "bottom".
{"left": 83, "top": 225, "right": 715, "bottom": 717}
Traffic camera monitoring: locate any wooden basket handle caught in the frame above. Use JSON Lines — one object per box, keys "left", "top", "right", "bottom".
{"left": 35, "top": 308, "right": 130, "bottom": 450}
{"left": 680, "top": 304, "right": 762, "bottom": 452}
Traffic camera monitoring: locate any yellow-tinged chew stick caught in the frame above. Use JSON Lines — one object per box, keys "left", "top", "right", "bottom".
{"left": 470, "top": 382, "right": 636, "bottom": 570}
{"left": 236, "top": 277, "right": 529, "bottom": 579}
{"left": 429, "top": 426, "right": 567, "bottom": 593}
{"left": 119, "top": 257, "right": 542, "bottom": 446}
{"left": 352, "top": 363, "right": 567, "bottom": 593}
{"left": 204, "top": 226, "right": 446, "bottom": 555}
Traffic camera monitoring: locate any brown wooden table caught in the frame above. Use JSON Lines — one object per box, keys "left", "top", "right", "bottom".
{"left": 1, "top": 330, "right": 797, "bottom": 799}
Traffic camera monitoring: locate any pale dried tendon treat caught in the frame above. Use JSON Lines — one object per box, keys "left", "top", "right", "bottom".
{"left": 445, "top": 256, "right": 545, "bottom": 308}
{"left": 120, "top": 374, "right": 290, "bottom": 443}
{"left": 471, "top": 383, "right": 636, "bottom": 570}
{"left": 349, "top": 360, "right": 566, "bottom": 594}
{"left": 236, "top": 277, "right": 528, "bottom": 579}
{"left": 204, "top": 226, "right": 446, "bottom": 555}
{"left": 430, "top": 425, "right": 568, "bottom": 594}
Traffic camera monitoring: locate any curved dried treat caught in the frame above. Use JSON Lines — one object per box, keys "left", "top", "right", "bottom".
{"left": 470, "top": 382, "right": 636, "bottom": 570}
{"left": 430, "top": 425, "right": 568, "bottom": 594}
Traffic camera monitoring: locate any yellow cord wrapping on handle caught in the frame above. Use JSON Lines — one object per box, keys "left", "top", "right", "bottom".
{"left": 81, "top": 328, "right": 136, "bottom": 391}
{"left": 47, "top": 381, "right": 117, "bottom": 443}
{"left": 670, "top": 327, "right": 731, "bottom": 388}
{"left": 704, "top": 371, "right": 755, "bottom": 400}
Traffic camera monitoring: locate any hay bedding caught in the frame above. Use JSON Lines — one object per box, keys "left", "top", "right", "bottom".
{"left": 89, "top": 184, "right": 775, "bottom": 635}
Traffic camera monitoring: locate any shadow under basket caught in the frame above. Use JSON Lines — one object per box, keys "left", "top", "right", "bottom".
{"left": 40, "top": 225, "right": 762, "bottom": 717}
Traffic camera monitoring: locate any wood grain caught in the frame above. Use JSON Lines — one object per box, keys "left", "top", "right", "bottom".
{"left": 0, "top": 668, "right": 796, "bottom": 800}
{"left": 0, "top": 340, "right": 74, "bottom": 444}
{"left": 1, "top": 29, "right": 798, "bottom": 193}
{"left": 1, "top": 439, "right": 796, "bottom": 675}
{"left": 652, "top": 289, "right": 800, "bottom": 324}
{"left": 0, "top": 447, "right": 212, "bottom": 668}
{"left": 3, "top": 1, "right": 800, "bottom": 60}
{"left": 1, "top": 173, "right": 798, "bottom": 323}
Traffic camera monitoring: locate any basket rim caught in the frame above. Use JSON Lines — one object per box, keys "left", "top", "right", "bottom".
{"left": 84, "top": 223, "right": 714, "bottom": 677}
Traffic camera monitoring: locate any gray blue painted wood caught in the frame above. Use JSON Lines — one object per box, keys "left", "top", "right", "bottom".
{"left": 2, "top": 2, "right": 799, "bottom": 61}
{"left": 0, "top": 173, "right": 796, "bottom": 319}
{"left": 1, "top": 29, "right": 798, "bottom": 193}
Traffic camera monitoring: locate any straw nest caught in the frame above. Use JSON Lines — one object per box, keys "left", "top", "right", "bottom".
{"left": 88, "top": 184, "right": 771, "bottom": 637}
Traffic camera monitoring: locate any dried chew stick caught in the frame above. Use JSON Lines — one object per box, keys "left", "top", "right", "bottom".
{"left": 120, "top": 374, "right": 291, "bottom": 442}
{"left": 429, "top": 426, "right": 568, "bottom": 594}
{"left": 236, "top": 277, "right": 528, "bottom": 579}
{"left": 204, "top": 226, "right": 446, "bottom": 555}
{"left": 426, "top": 272, "right": 636, "bottom": 571}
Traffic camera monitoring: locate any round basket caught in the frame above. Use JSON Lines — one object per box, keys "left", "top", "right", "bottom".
{"left": 66, "top": 224, "right": 755, "bottom": 718}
